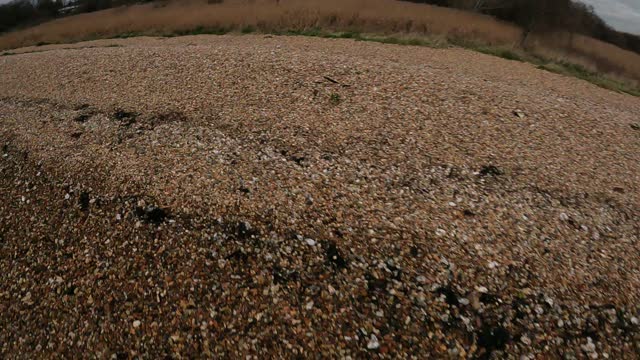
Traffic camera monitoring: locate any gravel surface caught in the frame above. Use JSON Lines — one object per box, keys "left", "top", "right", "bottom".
{"left": 1, "top": 34, "right": 639, "bottom": 358}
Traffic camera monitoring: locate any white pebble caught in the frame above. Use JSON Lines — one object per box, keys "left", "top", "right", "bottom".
{"left": 581, "top": 337, "right": 596, "bottom": 353}
{"left": 544, "top": 296, "right": 554, "bottom": 307}
{"left": 305, "top": 301, "right": 314, "bottom": 310}
{"left": 305, "top": 238, "right": 316, "bottom": 246}
{"left": 366, "top": 334, "right": 380, "bottom": 350}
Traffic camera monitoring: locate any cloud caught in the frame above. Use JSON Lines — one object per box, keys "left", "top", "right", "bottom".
{"left": 579, "top": 0, "right": 640, "bottom": 34}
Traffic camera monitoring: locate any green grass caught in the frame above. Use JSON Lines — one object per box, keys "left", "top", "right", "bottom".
{"left": 1, "top": 44, "right": 121, "bottom": 57}
{"left": 362, "top": 35, "right": 442, "bottom": 47}
{"left": 537, "top": 62, "right": 640, "bottom": 96}
{"left": 277, "top": 28, "right": 445, "bottom": 48}
{"left": 449, "top": 36, "right": 530, "bottom": 62}
{"left": 453, "top": 38, "right": 639, "bottom": 96}
{"left": 329, "top": 93, "right": 341, "bottom": 105}
{"left": 172, "top": 26, "right": 230, "bottom": 37}
{"left": 111, "top": 32, "right": 141, "bottom": 39}
{"left": 474, "top": 46, "right": 524, "bottom": 62}
{"left": 241, "top": 25, "right": 256, "bottom": 34}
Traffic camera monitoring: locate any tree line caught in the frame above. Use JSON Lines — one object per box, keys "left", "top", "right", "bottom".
{"left": 0, "top": 0, "right": 148, "bottom": 33}
{"left": 405, "top": 0, "right": 640, "bottom": 54}
{"left": 0, "top": 0, "right": 61, "bottom": 32}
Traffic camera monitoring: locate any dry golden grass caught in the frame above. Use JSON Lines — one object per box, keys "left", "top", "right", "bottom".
{"left": 1, "top": 0, "right": 639, "bottom": 87}
{"left": 528, "top": 33, "right": 640, "bottom": 82}
{"left": 0, "top": 0, "right": 521, "bottom": 50}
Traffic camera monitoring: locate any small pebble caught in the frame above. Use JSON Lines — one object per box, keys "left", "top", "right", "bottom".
{"left": 305, "top": 301, "right": 314, "bottom": 310}
{"left": 367, "top": 334, "right": 380, "bottom": 350}
{"left": 581, "top": 337, "right": 596, "bottom": 353}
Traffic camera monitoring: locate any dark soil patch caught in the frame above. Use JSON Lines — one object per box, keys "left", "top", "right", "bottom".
{"left": 135, "top": 204, "right": 168, "bottom": 224}
{"left": 479, "top": 165, "right": 503, "bottom": 177}
{"left": 150, "top": 111, "right": 188, "bottom": 127}
{"left": 325, "top": 240, "right": 347, "bottom": 268}
{"left": 113, "top": 109, "right": 138, "bottom": 126}
{"left": 477, "top": 323, "right": 510, "bottom": 358}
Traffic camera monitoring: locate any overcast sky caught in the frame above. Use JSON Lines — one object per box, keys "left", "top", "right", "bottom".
{"left": 580, "top": 0, "right": 640, "bottom": 34}
{"left": 0, "top": 0, "right": 638, "bottom": 35}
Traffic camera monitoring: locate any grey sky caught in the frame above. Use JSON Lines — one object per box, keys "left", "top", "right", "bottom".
{"left": 0, "top": 0, "right": 638, "bottom": 35}
{"left": 579, "top": 0, "right": 640, "bottom": 35}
